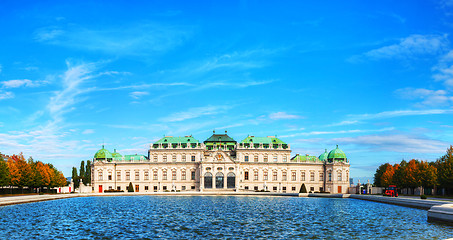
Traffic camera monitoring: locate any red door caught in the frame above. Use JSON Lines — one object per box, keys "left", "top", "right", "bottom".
{"left": 338, "top": 186, "right": 342, "bottom": 193}
{"left": 99, "top": 185, "right": 103, "bottom": 193}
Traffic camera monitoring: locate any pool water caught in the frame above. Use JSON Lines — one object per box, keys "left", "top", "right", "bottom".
{"left": 0, "top": 196, "right": 452, "bottom": 239}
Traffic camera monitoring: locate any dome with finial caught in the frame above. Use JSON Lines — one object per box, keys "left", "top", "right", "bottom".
{"left": 318, "top": 149, "right": 329, "bottom": 162}
{"left": 327, "top": 145, "right": 347, "bottom": 162}
{"left": 111, "top": 149, "right": 122, "bottom": 158}
{"left": 94, "top": 145, "right": 113, "bottom": 160}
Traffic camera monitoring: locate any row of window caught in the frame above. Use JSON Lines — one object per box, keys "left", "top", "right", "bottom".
{"left": 105, "top": 185, "right": 197, "bottom": 192}
{"left": 243, "top": 171, "right": 348, "bottom": 182}
{"left": 243, "top": 155, "right": 288, "bottom": 162}
{"left": 243, "top": 186, "right": 322, "bottom": 192}
{"left": 98, "top": 170, "right": 196, "bottom": 181}
{"left": 151, "top": 155, "right": 197, "bottom": 162}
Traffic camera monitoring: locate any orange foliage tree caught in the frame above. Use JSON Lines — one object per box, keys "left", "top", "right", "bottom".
{"left": 380, "top": 164, "right": 395, "bottom": 186}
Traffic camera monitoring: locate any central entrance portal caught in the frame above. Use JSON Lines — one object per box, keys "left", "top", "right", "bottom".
{"left": 215, "top": 172, "right": 224, "bottom": 188}
{"left": 227, "top": 172, "right": 235, "bottom": 188}
{"left": 204, "top": 172, "right": 213, "bottom": 189}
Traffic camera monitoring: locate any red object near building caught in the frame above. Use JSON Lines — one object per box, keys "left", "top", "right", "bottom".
{"left": 384, "top": 185, "right": 398, "bottom": 197}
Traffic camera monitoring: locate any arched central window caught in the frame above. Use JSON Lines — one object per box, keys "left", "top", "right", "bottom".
{"left": 204, "top": 172, "right": 213, "bottom": 189}
{"left": 227, "top": 172, "right": 235, "bottom": 188}
{"left": 215, "top": 172, "right": 224, "bottom": 189}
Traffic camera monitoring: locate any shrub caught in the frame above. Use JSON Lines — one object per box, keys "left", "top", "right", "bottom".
{"left": 128, "top": 182, "right": 134, "bottom": 192}
{"left": 299, "top": 183, "right": 307, "bottom": 193}
{"left": 420, "top": 194, "right": 427, "bottom": 199}
{"left": 104, "top": 189, "right": 124, "bottom": 193}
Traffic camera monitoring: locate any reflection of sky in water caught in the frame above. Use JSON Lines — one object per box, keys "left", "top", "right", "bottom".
{"left": 0, "top": 196, "right": 452, "bottom": 239}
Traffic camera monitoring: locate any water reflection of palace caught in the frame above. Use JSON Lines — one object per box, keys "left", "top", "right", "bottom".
{"left": 92, "top": 131, "right": 350, "bottom": 193}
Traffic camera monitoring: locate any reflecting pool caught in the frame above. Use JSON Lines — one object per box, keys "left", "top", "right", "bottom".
{"left": 0, "top": 196, "right": 452, "bottom": 239}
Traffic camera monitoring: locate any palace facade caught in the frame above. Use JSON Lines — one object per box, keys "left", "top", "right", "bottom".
{"left": 91, "top": 131, "right": 350, "bottom": 193}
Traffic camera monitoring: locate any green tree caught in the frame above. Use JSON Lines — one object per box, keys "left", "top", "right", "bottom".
{"left": 436, "top": 145, "right": 453, "bottom": 195}
{"left": 72, "top": 167, "right": 79, "bottom": 189}
{"left": 393, "top": 160, "right": 407, "bottom": 188}
{"left": 79, "top": 160, "right": 85, "bottom": 185}
{"left": 0, "top": 154, "right": 11, "bottom": 187}
{"left": 418, "top": 161, "right": 437, "bottom": 192}
{"left": 299, "top": 183, "right": 307, "bottom": 193}
{"left": 374, "top": 163, "right": 390, "bottom": 187}
{"left": 128, "top": 182, "right": 134, "bottom": 192}
{"left": 85, "top": 160, "right": 91, "bottom": 185}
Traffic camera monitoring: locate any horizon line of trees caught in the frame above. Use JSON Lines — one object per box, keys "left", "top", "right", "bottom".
{"left": 71, "top": 160, "right": 91, "bottom": 189}
{"left": 0, "top": 152, "right": 67, "bottom": 192}
{"left": 374, "top": 145, "right": 453, "bottom": 195}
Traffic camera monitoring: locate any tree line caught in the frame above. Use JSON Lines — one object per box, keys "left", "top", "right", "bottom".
{"left": 374, "top": 146, "right": 453, "bottom": 195}
{"left": 0, "top": 153, "right": 67, "bottom": 193}
{"left": 71, "top": 160, "right": 91, "bottom": 189}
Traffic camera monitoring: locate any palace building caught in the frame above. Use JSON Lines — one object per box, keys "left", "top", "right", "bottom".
{"left": 91, "top": 131, "right": 350, "bottom": 193}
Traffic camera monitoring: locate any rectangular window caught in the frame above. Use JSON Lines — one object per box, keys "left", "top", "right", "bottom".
{"left": 163, "top": 156, "right": 167, "bottom": 162}
{"left": 282, "top": 172, "right": 287, "bottom": 181}
{"left": 273, "top": 156, "right": 278, "bottom": 162}
{"left": 264, "top": 171, "right": 268, "bottom": 181}
{"left": 153, "top": 155, "right": 157, "bottom": 162}
{"left": 163, "top": 186, "right": 167, "bottom": 191}
{"left": 144, "top": 171, "right": 149, "bottom": 180}
{"left": 273, "top": 172, "right": 277, "bottom": 181}
{"left": 172, "top": 155, "right": 177, "bottom": 162}
{"left": 244, "top": 171, "right": 249, "bottom": 180}
{"left": 135, "top": 171, "right": 140, "bottom": 181}
{"left": 108, "top": 172, "right": 112, "bottom": 181}
{"left": 283, "top": 156, "right": 287, "bottom": 162}
{"left": 292, "top": 171, "right": 296, "bottom": 181}
{"left": 154, "top": 186, "right": 158, "bottom": 191}
{"left": 182, "top": 155, "right": 186, "bottom": 162}
{"left": 254, "top": 186, "right": 258, "bottom": 191}
{"left": 182, "top": 186, "right": 186, "bottom": 190}
{"left": 153, "top": 171, "right": 158, "bottom": 180}
{"left": 338, "top": 172, "right": 342, "bottom": 181}
{"left": 172, "top": 170, "right": 177, "bottom": 180}
{"left": 310, "top": 187, "right": 314, "bottom": 191}
{"left": 244, "top": 156, "right": 249, "bottom": 162}
{"left": 117, "top": 171, "right": 121, "bottom": 181}
{"left": 98, "top": 172, "right": 103, "bottom": 181}
{"left": 145, "top": 186, "right": 149, "bottom": 191}
{"left": 264, "top": 156, "right": 268, "bottom": 162}
{"left": 191, "top": 171, "right": 196, "bottom": 180}
{"left": 273, "top": 186, "right": 277, "bottom": 191}
{"left": 328, "top": 173, "right": 332, "bottom": 182}
{"left": 310, "top": 172, "right": 315, "bottom": 181}
{"left": 254, "top": 155, "right": 258, "bottom": 162}
{"left": 163, "top": 171, "right": 167, "bottom": 180}
{"left": 301, "top": 172, "right": 305, "bottom": 181}
{"left": 182, "top": 170, "right": 186, "bottom": 180}
{"left": 126, "top": 172, "right": 130, "bottom": 181}
{"left": 292, "top": 186, "right": 296, "bottom": 191}
{"left": 319, "top": 172, "right": 324, "bottom": 181}
{"left": 191, "top": 186, "right": 195, "bottom": 190}
{"left": 254, "top": 171, "right": 258, "bottom": 181}
{"left": 109, "top": 186, "right": 112, "bottom": 190}
{"left": 191, "top": 156, "right": 196, "bottom": 162}
{"left": 282, "top": 186, "right": 286, "bottom": 192}
{"left": 117, "top": 186, "right": 121, "bottom": 191}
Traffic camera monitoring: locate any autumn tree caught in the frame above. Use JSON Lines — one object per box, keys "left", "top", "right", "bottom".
{"left": 418, "top": 161, "right": 437, "bottom": 190}
{"left": 0, "top": 154, "right": 10, "bottom": 187}
{"left": 8, "top": 153, "right": 32, "bottom": 190}
{"left": 393, "top": 160, "right": 407, "bottom": 189}
{"left": 380, "top": 164, "right": 395, "bottom": 187}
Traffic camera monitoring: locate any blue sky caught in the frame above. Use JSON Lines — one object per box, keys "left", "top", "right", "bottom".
{"left": 1, "top": 1, "right": 453, "bottom": 181}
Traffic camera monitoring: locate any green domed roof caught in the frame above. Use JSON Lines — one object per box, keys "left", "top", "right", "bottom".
{"left": 327, "top": 145, "right": 347, "bottom": 162}
{"left": 111, "top": 149, "right": 122, "bottom": 158}
{"left": 318, "top": 149, "right": 328, "bottom": 161}
{"left": 94, "top": 145, "right": 113, "bottom": 160}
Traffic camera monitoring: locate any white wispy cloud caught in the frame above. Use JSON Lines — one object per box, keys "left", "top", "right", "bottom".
{"left": 82, "top": 129, "right": 94, "bottom": 134}
{"left": 395, "top": 88, "right": 453, "bottom": 107}
{"left": 160, "top": 105, "right": 232, "bottom": 122}
{"left": 129, "top": 91, "right": 149, "bottom": 99}
{"left": 0, "top": 91, "right": 14, "bottom": 100}
{"left": 280, "top": 127, "right": 394, "bottom": 138}
{"left": 1, "top": 79, "right": 47, "bottom": 88}
{"left": 269, "top": 112, "right": 303, "bottom": 120}
{"left": 332, "top": 134, "right": 448, "bottom": 153}
{"left": 34, "top": 23, "right": 193, "bottom": 55}
{"left": 352, "top": 34, "right": 449, "bottom": 61}
{"left": 349, "top": 109, "right": 453, "bottom": 121}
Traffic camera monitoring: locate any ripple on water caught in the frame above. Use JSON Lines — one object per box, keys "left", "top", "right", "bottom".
{"left": 0, "top": 196, "right": 452, "bottom": 239}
